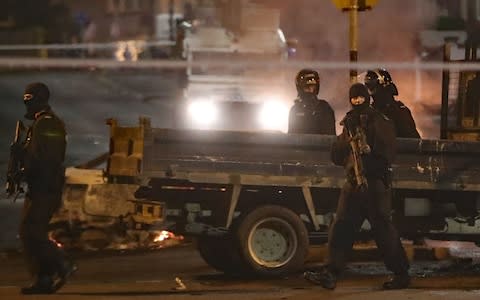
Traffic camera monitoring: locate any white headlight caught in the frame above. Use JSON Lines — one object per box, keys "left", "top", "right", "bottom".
{"left": 187, "top": 100, "right": 218, "bottom": 127}
{"left": 258, "top": 100, "right": 289, "bottom": 132}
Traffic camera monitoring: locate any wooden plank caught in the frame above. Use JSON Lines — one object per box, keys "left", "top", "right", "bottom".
{"left": 302, "top": 186, "right": 320, "bottom": 231}
{"left": 226, "top": 184, "right": 242, "bottom": 229}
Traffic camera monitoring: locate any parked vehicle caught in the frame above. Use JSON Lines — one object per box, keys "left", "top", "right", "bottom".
{"left": 176, "top": 1, "right": 293, "bottom": 132}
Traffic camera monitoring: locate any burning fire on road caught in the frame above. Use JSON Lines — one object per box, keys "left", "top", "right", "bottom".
{"left": 152, "top": 230, "right": 184, "bottom": 246}
{"left": 49, "top": 228, "right": 184, "bottom": 251}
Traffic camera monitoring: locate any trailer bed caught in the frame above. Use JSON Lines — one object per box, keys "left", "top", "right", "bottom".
{"left": 141, "top": 128, "right": 480, "bottom": 191}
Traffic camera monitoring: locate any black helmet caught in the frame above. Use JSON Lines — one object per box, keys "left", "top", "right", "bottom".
{"left": 364, "top": 68, "right": 398, "bottom": 96}
{"left": 295, "top": 69, "right": 319, "bottom": 96}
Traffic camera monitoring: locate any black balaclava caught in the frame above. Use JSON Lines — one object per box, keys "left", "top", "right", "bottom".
{"left": 24, "top": 82, "right": 50, "bottom": 120}
{"left": 349, "top": 83, "right": 370, "bottom": 111}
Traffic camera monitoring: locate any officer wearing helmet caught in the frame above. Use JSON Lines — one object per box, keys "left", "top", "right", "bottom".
{"left": 364, "top": 69, "right": 420, "bottom": 138}
{"left": 288, "top": 69, "right": 336, "bottom": 135}
{"left": 18, "top": 82, "right": 77, "bottom": 294}
{"left": 305, "top": 83, "right": 410, "bottom": 290}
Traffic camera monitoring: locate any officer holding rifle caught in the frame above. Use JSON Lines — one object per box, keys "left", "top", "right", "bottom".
{"left": 304, "top": 83, "right": 410, "bottom": 290}
{"left": 6, "top": 82, "right": 76, "bottom": 294}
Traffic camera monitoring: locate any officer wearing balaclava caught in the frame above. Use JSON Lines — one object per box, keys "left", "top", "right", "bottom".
{"left": 305, "top": 83, "right": 410, "bottom": 290}
{"left": 19, "top": 82, "right": 77, "bottom": 294}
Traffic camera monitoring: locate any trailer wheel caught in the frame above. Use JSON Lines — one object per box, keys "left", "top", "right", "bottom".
{"left": 197, "top": 235, "right": 244, "bottom": 274}
{"left": 236, "top": 205, "right": 309, "bottom": 277}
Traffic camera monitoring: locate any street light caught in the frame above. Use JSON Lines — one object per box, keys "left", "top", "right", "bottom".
{"left": 332, "top": 0, "right": 379, "bottom": 84}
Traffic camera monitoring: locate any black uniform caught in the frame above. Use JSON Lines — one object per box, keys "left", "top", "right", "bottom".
{"left": 328, "top": 105, "right": 409, "bottom": 278}
{"left": 364, "top": 69, "right": 420, "bottom": 138}
{"left": 288, "top": 94, "right": 336, "bottom": 135}
{"left": 305, "top": 83, "right": 410, "bottom": 290}
{"left": 372, "top": 92, "right": 420, "bottom": 138}
{"left": 18, "top": 82, "right": 76, "bottom": 294}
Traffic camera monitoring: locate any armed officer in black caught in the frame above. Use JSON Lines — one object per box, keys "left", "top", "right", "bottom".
{"left": 19, "top": 82, "right": 76, "bottom": 294}
{"left": 288, "top": 69, "right": 336, "bottom": 135}
{"left": 364, "top": 69, "right": 420, "bottom": 138}
{"left": 304, "top": 83, "right": 410, "bottom": 290}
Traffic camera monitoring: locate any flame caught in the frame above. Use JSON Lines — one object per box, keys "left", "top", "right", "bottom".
{"left": 153, "top": 230, "right": 173, "bottom": 243}
{"left": 48, "top": 233, "right": 63, "bottom": 248}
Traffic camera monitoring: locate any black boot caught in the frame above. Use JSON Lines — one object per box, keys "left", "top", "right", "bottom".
{"left": 53, "top": 260, "right": 78, "bottom": 292}
{"left": 383, "top": 273, "right": 411, "bottom": 290}
{"left": 304, "top": 268, "right": 337, "bottom": 290}
{"left": 21, "top": 276, "right": 54, "bottom": 294}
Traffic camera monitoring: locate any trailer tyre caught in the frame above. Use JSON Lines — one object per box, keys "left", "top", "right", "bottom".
{"left": 236, "top": 205, "right": 309, "bottom": 277}
{"left": 197, "top": 235, "right": 244, "bottom": 275}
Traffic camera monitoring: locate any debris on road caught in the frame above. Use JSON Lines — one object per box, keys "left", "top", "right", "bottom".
{"left": 174, "top": 277, "right": 187, "bottom": 290}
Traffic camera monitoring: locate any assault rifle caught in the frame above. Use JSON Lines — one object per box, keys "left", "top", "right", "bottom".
{"left": 344, "top": 115, "right": 370, "bottom": 191}
{"left": 5, "top": 120, "right": 26, "bottom": 201}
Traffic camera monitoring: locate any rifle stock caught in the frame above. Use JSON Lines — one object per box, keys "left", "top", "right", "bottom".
{"left": 5, "top": 120, "right": 26, "bottom": 199}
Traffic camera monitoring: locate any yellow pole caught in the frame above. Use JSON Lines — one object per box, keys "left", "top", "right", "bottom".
{"left": 349, "top": 0, "right": 358, "bottom": 84}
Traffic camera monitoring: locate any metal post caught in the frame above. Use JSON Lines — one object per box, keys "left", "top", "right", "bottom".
{"left": 465, "top": 0, "right": 477, "bottom": 61}
{"left": 349, "top": 0, "right": 359, "bottom": 84}
{"left": 414, "top": 56, "right": 421, "bottom": 103}
{"left": 168, "top": 0, "right": 174, "bottom": 41}
{"left": 440, "top": 39, "right": 452, "bottom": 140}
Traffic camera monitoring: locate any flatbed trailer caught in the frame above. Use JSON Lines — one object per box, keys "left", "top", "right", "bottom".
{"left": 130, "top": 120, "right": 480, "bottom": 276}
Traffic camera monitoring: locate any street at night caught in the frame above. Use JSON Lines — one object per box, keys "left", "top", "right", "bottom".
{"left": 2, "top": 243, "right": 480, "bottom": 299}
{"left": 2, "top": 0, "right": 480, "bottom": 298}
